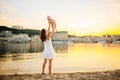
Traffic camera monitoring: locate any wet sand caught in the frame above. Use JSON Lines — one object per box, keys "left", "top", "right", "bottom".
{"left": 0, "top": 69, "right": 120, "bottom": 80}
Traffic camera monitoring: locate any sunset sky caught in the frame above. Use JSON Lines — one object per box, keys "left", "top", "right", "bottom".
{"left": 0, "top": 0, "right": 120, "bottom": 36}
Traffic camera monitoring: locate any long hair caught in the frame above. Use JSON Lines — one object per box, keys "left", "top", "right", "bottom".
{"left": 40, "top": 29, "right": 47, "bottom": 42}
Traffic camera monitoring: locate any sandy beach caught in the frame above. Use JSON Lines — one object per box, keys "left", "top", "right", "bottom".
{"left": 0, "top": 69, "right": 120, "bottom": 80}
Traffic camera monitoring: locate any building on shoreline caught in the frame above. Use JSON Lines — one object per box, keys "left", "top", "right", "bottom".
{"left": 102, "top": 35, "right": 112, "bottom": 43}
{"left": 0, "top": 31, "right": 120, "bottom": 53}
{"left": 0, "top": 31, "right": 68, "bottom": 53}
{"left": 52, "top": 31, "right": 68, "bottom": 41}
{"left": 111, "top": 35, "right": 120, "bottom": 41}
{"left": 68, "top": 35, "right": 120, "bottom": 43}
{"left": 12, "top": 26, "right": 23, "bottom": 29}
{"left": 0, "top": 31, "right": 12, "bottom": 37}
{"left": 68, "top": 36, "right": 100, "bottom": 43}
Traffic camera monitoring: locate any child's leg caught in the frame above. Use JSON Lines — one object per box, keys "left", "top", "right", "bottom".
{"left": 51, "top": 21, "right": 56, "bottom": 30}
{"left": 53, "top": 21, "right": 56, "bottom": 29}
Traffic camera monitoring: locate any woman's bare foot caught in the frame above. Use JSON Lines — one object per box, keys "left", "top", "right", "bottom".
{"left": 42, "top": 73, "right": 45, "bottom": 75}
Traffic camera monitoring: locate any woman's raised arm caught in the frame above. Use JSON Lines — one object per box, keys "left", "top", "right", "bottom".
{"left": 48, "top": 21, "right": 56, "bottom": 39}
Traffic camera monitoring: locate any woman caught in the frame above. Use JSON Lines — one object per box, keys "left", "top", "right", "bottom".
{"left": 40, "top": 16, "right": 56, "bottom": 75}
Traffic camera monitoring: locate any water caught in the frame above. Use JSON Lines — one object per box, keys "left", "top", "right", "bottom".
{"left": 0, "top": 43, "right": 120, "bottom": 75}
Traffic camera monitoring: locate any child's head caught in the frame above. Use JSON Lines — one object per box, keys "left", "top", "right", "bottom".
{"left": 40, "top": 29, "right": 47, "bottom": 42}
{"left": 47, "top": 16, "right": 51, "bottom": 20}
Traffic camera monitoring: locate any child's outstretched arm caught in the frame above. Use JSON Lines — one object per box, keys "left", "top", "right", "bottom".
{"left": 52, "top": 23, "right": 56, "bottom": 33}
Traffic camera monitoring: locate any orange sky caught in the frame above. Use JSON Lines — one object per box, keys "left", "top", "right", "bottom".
{"left": 0, "top": 0, "right": 120, "bottom": 36}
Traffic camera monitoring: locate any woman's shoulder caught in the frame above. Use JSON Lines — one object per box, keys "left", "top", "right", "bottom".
{"left": 46, "top": 32, "right": 52, "bottom": 39}
{"left": 46, "top": 38, "right": 51, "bottom": 41}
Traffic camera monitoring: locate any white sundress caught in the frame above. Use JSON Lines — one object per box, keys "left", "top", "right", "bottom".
{"left": 42, "top": 39, "right": 56, "bottom": 59}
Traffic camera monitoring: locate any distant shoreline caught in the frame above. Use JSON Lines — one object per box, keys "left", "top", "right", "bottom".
{"left": 0, "top": 69, "right": 120, "bottom": 80}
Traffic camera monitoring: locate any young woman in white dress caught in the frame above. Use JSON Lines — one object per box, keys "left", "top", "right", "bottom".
{"left": 40, "top": 16, "right": 56, "bottom": 75}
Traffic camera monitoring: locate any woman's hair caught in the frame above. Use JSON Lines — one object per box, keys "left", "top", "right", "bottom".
{"left": 40, "top": 29, "right": 47, "bottom": 42}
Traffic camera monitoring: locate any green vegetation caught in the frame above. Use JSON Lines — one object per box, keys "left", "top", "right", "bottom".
{"left": 68, "top": 34, "right": 76, "bottom": 37}
{"left": 0, "top": 26, "right": 40, "bottom": 37}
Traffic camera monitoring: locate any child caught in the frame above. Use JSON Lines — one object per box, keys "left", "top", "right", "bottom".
{"left": 47, "top": 16, "right": 56, "bottom": 29}
{"left": 40, "top": 16, "right": 56, "bottom": 75}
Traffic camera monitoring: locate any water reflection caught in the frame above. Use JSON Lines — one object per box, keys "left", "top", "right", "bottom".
{"left": 0, "top": 43, "right": 68, "bottom": 62}
{"left": 0, "top": 43, "right": 120, "bottom": 75}
{"left": 53, "top": 43, "right": 68, "bottom": 53}
{"left": 0, "top": 53, "right": 39, "bottom": 62}
{"left": 1, "top": 41, "right": 68, "bottom": 53}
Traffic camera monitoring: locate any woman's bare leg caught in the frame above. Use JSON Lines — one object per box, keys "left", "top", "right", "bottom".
{"left": 42, "top": 59, "right": 47, "bottom": 74}
{"left": 48, "top": 59, "right": 52, "bottom": 74}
